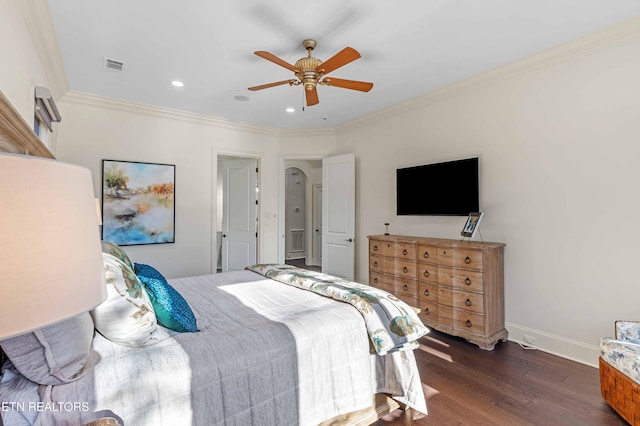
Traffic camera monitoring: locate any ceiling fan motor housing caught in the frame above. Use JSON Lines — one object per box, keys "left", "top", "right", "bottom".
{"left": 295, "top": 56, "right": 323, "bottom": 91}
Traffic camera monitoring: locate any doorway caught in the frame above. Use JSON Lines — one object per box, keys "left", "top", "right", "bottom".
{"left": 282, "top": 159, "right": 322, "bottom": 271}
{"left": 285, "top": 167, "right": 306, "bottom": 261}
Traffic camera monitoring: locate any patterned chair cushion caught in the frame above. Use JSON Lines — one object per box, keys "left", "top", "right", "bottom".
{"left": 600, "top": 337, "right": 640, "bottom": 383}
{"left": 615, "top": 320, "right": 640, "bottom": 343}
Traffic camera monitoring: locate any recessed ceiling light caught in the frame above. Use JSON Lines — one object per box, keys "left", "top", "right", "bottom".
{"left": 171, "top": 80, "right": 184, "bottom": 87}
{"left": 233, "top": 95, "right": 250, "bottom": 102}
{"left": 286, "top": 107, "right": 295, "bottom": 113}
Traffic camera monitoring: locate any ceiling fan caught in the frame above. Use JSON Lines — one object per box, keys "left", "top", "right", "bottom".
{"left": 248, "top": 39, "right": 373, "bottom": 107}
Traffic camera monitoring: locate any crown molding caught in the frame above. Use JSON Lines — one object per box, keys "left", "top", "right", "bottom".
{"left": 18, "top": 0, "right": 69, "bottom": 100}
{"left": 61, "top": 91, "right": 337, "bottom": 139}
{"left": 336, "top": 17, "right": 640, "bottom": 135}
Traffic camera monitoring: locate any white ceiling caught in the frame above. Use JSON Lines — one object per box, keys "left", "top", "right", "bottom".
{"left": 47, "top": 0, "right": 640, "bottom": 129}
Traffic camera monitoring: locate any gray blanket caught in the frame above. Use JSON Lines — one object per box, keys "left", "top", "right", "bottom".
{"left": 0, "top": 270, "right": 426, "bottom": 425}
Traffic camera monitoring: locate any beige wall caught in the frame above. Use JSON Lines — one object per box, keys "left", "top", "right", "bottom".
{"left": 0, "top": 0, "right": 51, "bottom": 127}
{"left": 54, "top": 93, "right": 336, "bottom": 279}
{"left": 335, "top": 22, "right": 640, "bottom": 365}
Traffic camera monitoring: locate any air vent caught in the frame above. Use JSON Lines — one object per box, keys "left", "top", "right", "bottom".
{"left": 104, "top": 57, "right": 124, "bottom": 72}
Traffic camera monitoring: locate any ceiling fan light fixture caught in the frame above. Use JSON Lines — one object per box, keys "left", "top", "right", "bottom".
{"left": 248, "top": 38, "right": 372, "bottom": 107}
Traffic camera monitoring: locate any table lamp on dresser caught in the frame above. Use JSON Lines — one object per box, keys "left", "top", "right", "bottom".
{"left": 0, "top": 153, "right": 106, "bottom": 372}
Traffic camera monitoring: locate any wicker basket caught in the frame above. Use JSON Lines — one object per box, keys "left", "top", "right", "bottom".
{"left": 600, "top": 356, "right": 640, "bottom": 425}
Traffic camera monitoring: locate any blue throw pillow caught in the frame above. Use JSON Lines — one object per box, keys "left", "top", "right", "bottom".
{"left": 134, "top": 263, "right": 199, "bottom": 333}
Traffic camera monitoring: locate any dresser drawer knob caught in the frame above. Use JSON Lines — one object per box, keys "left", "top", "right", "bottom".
{"left": 465, "top": 256, "right": 471, "bottom": 264}
{"left": 443, "top": 250, "right": 447, "bottom": 255}
{"left": 465, "top": 277, "right": 471, "bottom": 285}
{"left": 403, "top": 284, "right": 408, "bottom": 291}
{"left": 373, "top": 261, "right": 378, "bottom": 267}
{"left": 402, "top": 249, "right": 408, "bottom": 256}
{"left": 465, "top": 298, "right": 472, "bottom": 306}
{"left": 424, "top": 289, "right": 429, "bottom": 296}
{"left": 402, "top": 266, "right": 408, "bottom": 273}
{"left": 423, "top": 270, "right": 430, "bottom": 278}
{"left": 423, "top": 251, "right": 429, "bottom": 258}
{"left": 373, "top": 277, "right": 378, "bottom": 284}
{"left": 373, "top": 245, "right": 378, "bottom": 251}
{"left": 465, "top": 319, "right": 472, "bottom": 327}
{"left": 424, "top": 307, "right": 430, "bottom": 314}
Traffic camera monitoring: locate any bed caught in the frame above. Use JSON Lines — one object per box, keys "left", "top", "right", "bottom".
{"left": 0, "top": 91, "right": 427, "bottom": 425}
{"left": 1, "top": 264, "right": 428, "bottom": 425}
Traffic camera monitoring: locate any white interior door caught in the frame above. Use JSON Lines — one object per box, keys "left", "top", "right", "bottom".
{"left": 322, "top": 153, "right": 355, "bottom": 280}
{"left": 222, "top": 158, "right": 257, "bottom": 272}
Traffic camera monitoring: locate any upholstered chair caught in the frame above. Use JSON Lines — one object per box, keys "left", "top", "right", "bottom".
{"left": 600, "top": 321, "right": 640, "bottom": 425}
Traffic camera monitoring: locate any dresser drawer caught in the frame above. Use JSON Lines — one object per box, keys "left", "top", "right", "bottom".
{"left": 390, "top": 242, "right": 416, "bottom": 259}
{"left": 370, "top": 272, "right": 416, "bottom": 301}
{"left": 439, "top": 306, "right": 485, "bottom": 335}
{"left": 419, "top": 301, "right": 439, "bottom": 321}
{"left": 369, "top": 271, "right": 391, "bottom": 291}
{"left": 419, "top": 282, "right": 438, "bottom": 304}
{"left": 438, "top": 267, "right": 484, "bottom": 292}
{"left": 417, "top": 244, "right": 438, "bottom": 264}
{"left": 394, "top": 277, "right": 417, "bottom": 299}
{"left": 386, "top": 258, "right": 417, "bottom": 278}
{"left": 417, "top": 263, "right": 438, "bottom": 283}
{"left": 438, "top": 287, "right": 484, "bottom": 314}
{"left": 370, "top": 254, "right": 385, "bottom": 273}
{"left": 438, "top": 248, "right": 484, "bottom": 270}
{"left": 369, "top": 240, "right": 385, "bottom": 256}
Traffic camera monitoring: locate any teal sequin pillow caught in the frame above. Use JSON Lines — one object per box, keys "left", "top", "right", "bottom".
{"left": 134, "top": 263, "right": 199, "bottom": 333}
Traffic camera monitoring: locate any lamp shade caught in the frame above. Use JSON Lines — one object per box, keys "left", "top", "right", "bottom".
{"left": 0, "top": 154, "right": 106, "bottom": 339}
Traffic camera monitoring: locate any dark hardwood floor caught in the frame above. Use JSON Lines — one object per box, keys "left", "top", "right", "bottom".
{"left": 374, "top": 330, "right": 627, "bottom": 426}
{"left": 285, "top": 258, "right": 321, "bottom": 272}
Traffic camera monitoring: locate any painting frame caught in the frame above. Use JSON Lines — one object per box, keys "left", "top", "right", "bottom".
{"left": 101, "top": 159, "right": 175, "bottom": 246}
{"left": 460, "top": 212, "right": 483, "bottom": 239}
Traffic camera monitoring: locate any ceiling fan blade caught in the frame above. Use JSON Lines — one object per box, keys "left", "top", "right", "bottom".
{"left": 248, "top": 79, "right": 297, "bottom": 91}
{"left": 254, "top": 51, "right": 299, "bottom": 72}
{"left": 316, "top": 47, "right": 361, "bottom": 75}
{"left": 323, "top": 77, "right": 373, "bottom": 92}
{"left": 305, "top": 87, "right": 319, "bottom": 106}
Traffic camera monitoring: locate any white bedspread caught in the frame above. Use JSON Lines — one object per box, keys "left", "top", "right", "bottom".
{"left": 0, "top": 270, "right": 426, "bottom": 426}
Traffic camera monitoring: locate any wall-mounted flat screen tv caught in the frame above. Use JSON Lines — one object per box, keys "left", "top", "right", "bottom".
{"left": 396, "top": 157, "right": 479, "bottom": 216}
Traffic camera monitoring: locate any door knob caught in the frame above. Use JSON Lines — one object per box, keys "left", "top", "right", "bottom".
{"left": 346, "top": 238, "right": 353, "bottom": 242}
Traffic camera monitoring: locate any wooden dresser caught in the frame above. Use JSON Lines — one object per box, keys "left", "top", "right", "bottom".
{"left": 368, "top": 234, "right": 507, "bottom": 350}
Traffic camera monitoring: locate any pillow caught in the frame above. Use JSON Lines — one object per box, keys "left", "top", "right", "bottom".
{"left": 91, "top": 253, "right": 157, "bottom": 347}
{"left": 0, "top": 313, "right": 97, "bottom": 385}
{"left": 134, "top": 263, "right": 199, "bottom": 333}
{"left": 101, "top": 241, "right": 134, "bottom": 270}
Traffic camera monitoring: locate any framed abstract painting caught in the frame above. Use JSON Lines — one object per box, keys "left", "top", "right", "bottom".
{"left": 101, "top": 159, "right": 175, "bottom": 245}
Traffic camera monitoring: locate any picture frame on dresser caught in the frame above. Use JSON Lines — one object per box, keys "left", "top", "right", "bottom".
{"left": 461, "top": 212, "right": 483, "bottom": 238}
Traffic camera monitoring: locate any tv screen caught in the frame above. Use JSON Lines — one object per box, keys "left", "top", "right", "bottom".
{"left": 396, "top": 157, "right": 479, "bottom": 216}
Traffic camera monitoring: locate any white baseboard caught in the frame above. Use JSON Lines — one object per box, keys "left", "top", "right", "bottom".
{"left": 506, "top": 322, "right": 600, "bottom": 368}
